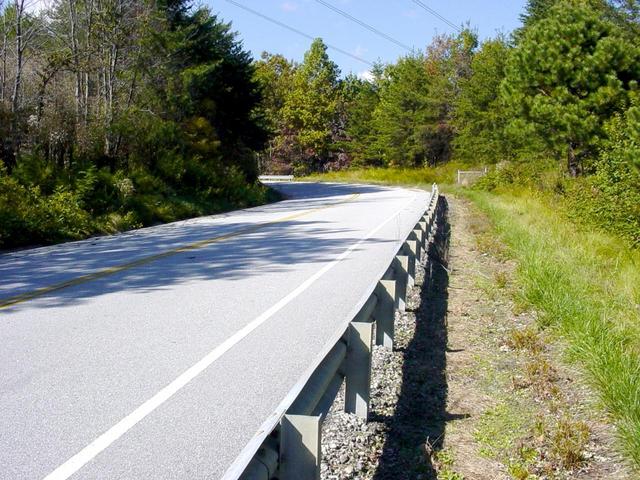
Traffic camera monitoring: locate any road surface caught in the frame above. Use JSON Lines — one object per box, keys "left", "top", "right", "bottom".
{"left": 0, "top": 182, "right": 430, "bottom": 479}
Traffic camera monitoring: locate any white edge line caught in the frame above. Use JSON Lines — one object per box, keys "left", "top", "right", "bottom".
{"left": 42, "top": 189, "right": 428, "bottom": 480}
{"left": 221, "top": 189, "right": 431, "bottom": 480}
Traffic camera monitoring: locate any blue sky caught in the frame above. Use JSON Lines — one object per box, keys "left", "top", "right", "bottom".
{"left": 208, "top": 0, "right": 528, "bottom": 77}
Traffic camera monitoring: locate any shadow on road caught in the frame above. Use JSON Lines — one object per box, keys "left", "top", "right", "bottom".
{"left": 372, "top": 196, "right": 467, "bottom": 480}
{"left": 0, "top": 183, "right": 402, "bottom": 312}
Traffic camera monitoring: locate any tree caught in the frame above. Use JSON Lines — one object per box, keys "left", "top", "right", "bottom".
{"left": 421, "top": 30, "right": 477, "bottom": 164}
{"left": 370, "top": 53, "right": 430, "bottom": 167}
{"left": 339, "top": 73, "right": 379, "bottom": 166}
{"left": 281, "top": 38, "right": 340, "bottom": 174}
{"left": 502, "top": 1, "right": 640, "bottom": 176}
{"left": 518, "top": 0, "right": 559, "bottom": 28}
{"left": 370, "top": 30, "right": 476, "bottom": 167}
{"left": 253, "top": 52, "right": 297, "bottom": 173}
{"left": 453, "top": 36, "right": 513, "bottom": 163}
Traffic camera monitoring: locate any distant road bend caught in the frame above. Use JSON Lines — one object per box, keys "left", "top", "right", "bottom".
{"left": 0, "top": 182, "right": 431, "bottom": 480}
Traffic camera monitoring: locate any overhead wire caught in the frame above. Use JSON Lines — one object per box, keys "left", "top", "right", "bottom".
{"left": 314, "top": 0, "right": 413, "bottom": 52}
{"left": 224, "top": 0, "right": 375, "bottom": 66}
{"left": 410, "top": 0, "right": 461, "bottom": 32}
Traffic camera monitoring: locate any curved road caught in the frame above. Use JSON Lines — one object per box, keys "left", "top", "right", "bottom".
{"left": 0, "top": 182, "right": 430, "bottom": 479}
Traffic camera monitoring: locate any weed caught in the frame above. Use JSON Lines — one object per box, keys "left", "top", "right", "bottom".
{"left": 507, "top": 327, "right": 543, "bottom": 353}
{"left": 433, "top": 448, "right": 465, "bottom": 480}
{"left": 475, "top": 400, "right": 532, "bottom": 459}
{"left": 548, "top": 417, "right": 590, "bottom": 468}
{"left": 494, "top": 271, "right": 508, "bottom": 289}
{"left": 525, "top": 356, "right": 558, "bottom": 396}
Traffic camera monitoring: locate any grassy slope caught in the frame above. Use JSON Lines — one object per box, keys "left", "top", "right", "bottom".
{"left": 466, "top": 188, "right": 640, "bottom": 467}
{"left": 308, "top": 167, "right": 640, "bottom": 470}
{"left": 302, "top": 163, "right": 462, "bottom": 187}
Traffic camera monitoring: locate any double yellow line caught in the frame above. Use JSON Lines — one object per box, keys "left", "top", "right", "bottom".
{"left": 0, "top": 194, "right": 360, "bottom": 310}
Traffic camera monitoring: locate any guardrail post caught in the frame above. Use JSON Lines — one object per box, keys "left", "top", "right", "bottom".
{"left": 392, "top": 255, "right": 409, "bottom": 311}
{"left": 409, "top": 229, "right": 424, "bottom": 259}
{"left": 280, "top": 414, "right": 321, "bottom": 480}
{"left": 401, "top": 241, "right": 418, "bottom": 287}
{"left": 344, "top": 321, "right": 374, "bottom": 419}
{"left": 374, "top": 280, "right": 395, "bottom": 348}
{"left": 417, "top": 220, "right": 428, "bottom": 239}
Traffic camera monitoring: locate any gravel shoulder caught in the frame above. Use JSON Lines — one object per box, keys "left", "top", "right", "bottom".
{"left": 320, "top": 195, "right": 630, "bottom": 480}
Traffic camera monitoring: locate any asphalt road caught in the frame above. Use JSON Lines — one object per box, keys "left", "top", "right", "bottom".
{"left": 0, "top": 182, "right": 431, "bottom": 480}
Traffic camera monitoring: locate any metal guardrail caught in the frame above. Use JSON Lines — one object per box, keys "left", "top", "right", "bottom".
{"left": 456, "top": 168, "right": 488, "bottom": 185}
{"left": 234, "top": 184, "right": 441, "bottom": 480}
{"left": 258, "top": 175, "right": 295, "bottom": 182}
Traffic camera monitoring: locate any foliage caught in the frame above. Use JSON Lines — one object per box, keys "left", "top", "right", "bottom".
{"left": 369, "top": 31, "right": 477, "bottom": 168}
{"left": 502, "top": 1, "right": 640, "bottom": 175}
{"left": 453, "top": 36, "right": 513, "bottom": 163}
{"left": 564, "top": 115, "right": 640, "bottom": 246}
{"left": 340, "top": 74, "right": 380, "bottom": 167}
{"left": 280, "top": 38, "right": 342, "bottom": 175}
{"left": 369, "top": 53, "right": 431, "bottom": 167}
{"left": 0, "top": 0, "right": 271, "bottom": 249}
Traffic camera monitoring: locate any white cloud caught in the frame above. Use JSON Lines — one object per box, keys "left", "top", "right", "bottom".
{"left": 280, "top": 2, "right": 298, "bottom": 12}
{"left": 357, "top": 70, "right": 375, "bottom": 82}
{"left": 353, "top": 45, "right": 368, "bottom": 57}
{"left": 25, "top": 0, "right": 50, "bottom": 14}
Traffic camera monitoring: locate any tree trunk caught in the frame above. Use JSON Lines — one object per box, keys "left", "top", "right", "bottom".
{"left": 68, "top": 0, "right": 83, "bottom": 124}
{"left": 567, "top": 141, "right": 579, "bottom": 177}
{"left": 0, "top": 13, "right": 7, "bottom": 102}
{"left": 11, "top": 0, "right": 23, "bottom": 116}
{"left": 9, "top": 0, "right": 25, "bottom": 168}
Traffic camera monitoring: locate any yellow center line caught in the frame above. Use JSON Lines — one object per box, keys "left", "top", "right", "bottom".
{"left": 0, "top": 193, "right": 360, "bottom": 310}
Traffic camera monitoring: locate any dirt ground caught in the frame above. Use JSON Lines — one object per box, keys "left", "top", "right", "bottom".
{"left": 429, "top": 195, "right": 631, "bottom": 479}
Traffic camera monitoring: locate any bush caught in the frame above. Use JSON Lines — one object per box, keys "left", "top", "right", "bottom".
{"left": 565, "top": 163, "right": 640, "bottom": 247}
{"left": 474, "top": 147, "right": 640, "bottom": 248}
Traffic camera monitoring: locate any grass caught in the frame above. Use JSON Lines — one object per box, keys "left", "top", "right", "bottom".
{"left": 465, "top": 188, "right": 640, "bottom": 469}
{"left": 432, "top": 448, "right": 465, "bottom": 480}
{"left": 302, "top": 162, "right": 465, "bottom": 187}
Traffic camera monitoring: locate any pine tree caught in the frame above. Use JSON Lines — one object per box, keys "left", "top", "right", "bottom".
{"left": 502, "top": 1, "right": 640, "bottom": 175}
{"left": 453, "top": 36, "right": 513, "bottom": 163}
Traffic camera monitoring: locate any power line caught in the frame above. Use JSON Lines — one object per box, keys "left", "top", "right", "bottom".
{"left": 410, "top": 0, "right": 461, "bottom": 32}
{"left": 224, "top": 0, "right": 375, "bottom": 67}
{"left": 314, "top": 0, "right": 413, "bottom": 52}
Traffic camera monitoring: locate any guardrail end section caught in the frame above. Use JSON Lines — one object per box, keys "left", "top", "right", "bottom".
{"left": 344, "top": 321, "right": 374, "bottom": 419}
{"left": 280, "top": 414, "right": 321, "bottom": 480}
{"left": 374, "top": 280, "right": 395, "bottom": 349}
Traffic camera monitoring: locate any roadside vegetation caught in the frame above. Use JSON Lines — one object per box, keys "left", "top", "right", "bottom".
{"left": 441, "top": 198, "right": 628, "bottom": 479}
{"left": 468, "top": 189, "right": 640, "bottom": 468}
{"left": 0, "top": 0, "right": 272, "bottom": 249}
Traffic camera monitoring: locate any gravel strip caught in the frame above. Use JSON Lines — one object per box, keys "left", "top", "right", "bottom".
{"left": 321, "top": 248, "right": 436, "bottom": 479}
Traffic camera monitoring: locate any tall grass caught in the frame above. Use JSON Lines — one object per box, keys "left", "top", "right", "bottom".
{"left": 302, "top": 163, "right": 463, "bottom": 187}
{"left": 465, "top": 188, "right": 640, "bottom": 469}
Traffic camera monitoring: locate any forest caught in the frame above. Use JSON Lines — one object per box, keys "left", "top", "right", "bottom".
{"left": 0, "top": 0, "right": 638, "bottom": 249}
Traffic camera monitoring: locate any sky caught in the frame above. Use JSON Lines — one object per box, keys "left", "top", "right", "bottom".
{"left": 208, "top": 0, "right": 528, "bottom": 78}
